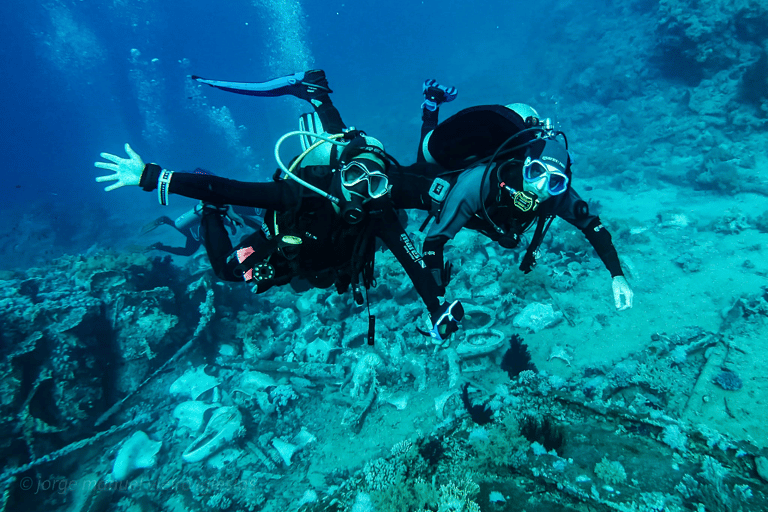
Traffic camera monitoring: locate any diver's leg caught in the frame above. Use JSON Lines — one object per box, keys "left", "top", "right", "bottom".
{"left": 177, "top": 233, "right": 202, "bottom": 257}
{"left": 149, "top": 239, "right": 199, "bottom": 257}
{"left": 313, "top": 97, "right": 346, "bottom": 134}
{"left": 192, "top": 70, "right": 346, "bottom": 132}
{"left": 192, "top": 70, "right": 331, "bottom": 100}
{"left": 418, "top": 79, "right": 458, "bottom": 163}
{"left": 199, "top": 203, "right": 242, "bottom": 282}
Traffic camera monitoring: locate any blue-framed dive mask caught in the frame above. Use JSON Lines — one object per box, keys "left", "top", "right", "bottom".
{"left": 522, "top": 157, "right": 569, "bottom": 196}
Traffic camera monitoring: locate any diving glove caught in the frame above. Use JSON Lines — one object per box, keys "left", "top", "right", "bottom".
{"left": 612, "top": 276, "right": 633, "bottom": 311}
{"left": 429, "top": 300, "right": 464, "bottom": 346}
{"left": 95, "top": 143, "right": 145, "bottom": 191}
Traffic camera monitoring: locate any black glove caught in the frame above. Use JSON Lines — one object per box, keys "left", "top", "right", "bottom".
{"left": 429, "top": 300, "right": 464, "bottom": 344}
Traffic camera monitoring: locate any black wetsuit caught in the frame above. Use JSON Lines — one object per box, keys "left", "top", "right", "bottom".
{"left": 389, "top": 105, "right": 624, "bottom": 282}
{"left": 139, "top": 164, "right": 442, "bottom": 314}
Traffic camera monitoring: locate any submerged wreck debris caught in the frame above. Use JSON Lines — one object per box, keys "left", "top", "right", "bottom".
{"left": 1, "top": 241, "right": 767, "bottom": 512}
{"left": 304, "top": 387, "right": 767, "bottom": 511}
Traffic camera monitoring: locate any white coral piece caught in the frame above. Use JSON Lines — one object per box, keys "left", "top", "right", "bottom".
{"left": 548, "top": 344, "right": 574, "bottom": 366}
{"left": 170, "top": 365, "right": 220, "bottom": 401}
{"left": 272, "top": 437, "right": 299, "bottom": 466}
{"left": 351, "top": 352, "right": 382, "bottom": 397}
{"left": 182, "top": 406, "right": 244, "bottom": 463}
{"left": 111, "top": 430, "right": 161, "bottom": 482}
{"left": 173, "top": 401, "right": 217, "bottom": 432}
{"left": 240, "top": 370, "right": 277, "bottom": 392}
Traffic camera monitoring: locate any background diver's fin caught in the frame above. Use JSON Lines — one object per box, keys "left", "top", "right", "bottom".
{"left": 140, "top": 216, "right": 174, "bottom": 235}
{"left": 299, "top": 112, "right": 324, "bottom": 152}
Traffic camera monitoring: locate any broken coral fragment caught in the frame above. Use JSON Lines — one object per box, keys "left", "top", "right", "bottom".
{"left": 111, "top": 430, "right": 161, "bottom": 481}
{"left": 173, "top": 401, "right": 217, "bottom": 432}
{"left": 182, "top": 406, "right": 244, "bottom": 463}
{"left": 170, "top": 365, "right": 220, "bottom": 401}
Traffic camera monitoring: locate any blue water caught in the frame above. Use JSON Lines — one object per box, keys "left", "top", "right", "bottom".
{"left": 1, "top": 0, "right": 547, "bottom": 269}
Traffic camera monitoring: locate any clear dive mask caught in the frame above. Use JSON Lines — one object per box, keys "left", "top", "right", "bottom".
{"left": 522, "top": 157, "right": 569, "bottom": 196}
{"left": 340, "top": 160, "right": 390, "bottom": 199}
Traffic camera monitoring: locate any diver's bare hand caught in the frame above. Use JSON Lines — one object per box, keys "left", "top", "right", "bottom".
{"left": 95, "top": 143, "right": 145, "bottom": 191}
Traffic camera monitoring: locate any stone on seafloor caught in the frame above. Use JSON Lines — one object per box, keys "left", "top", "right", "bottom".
{"left": 240, "top": 370, "right": 277, "bottom": 392}
{"left": 489, "top": 490, "right": 506, "bottom": 503}
{"left": 756, "top": 456, "right": 768, "bottom": 483}
{"left": 351, "top": 352, "right": 383, "bottom": 397}
{"left": 513, "top": 303, "right": 563, "bottom": 333}
{"left": 305, "top": 338, "right": 333, "bottom": 363}
{"left": 173, "top": 401, "right": 217, "bottom": 432}
{"left": 170, "top": 365, "right": 220, "bottom": 401}
{"left": 445, "top": 349, "right": 461, "bottom": 388}
{"left": 182, "top": 406, "right": 244, "bottom": 463}
{"left": 218, "top": 343, "right": 238, "bottom": 357}
{"left": 111, "top": 431, "right": 162, "bottom": 481}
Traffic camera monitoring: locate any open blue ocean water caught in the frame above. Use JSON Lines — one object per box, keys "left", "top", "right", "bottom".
{"left": 1, "top": 0, "right": 542, "bottom": 265}
{"left": 1, "top": 0, "right": 768, "bottom": 510}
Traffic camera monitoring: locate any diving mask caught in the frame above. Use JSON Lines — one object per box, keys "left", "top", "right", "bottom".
{"left": 340, "top": 160, "right": 390, "bottom": 199}
{"left": 522, "top": 157, "right": 569, "bottom": 196}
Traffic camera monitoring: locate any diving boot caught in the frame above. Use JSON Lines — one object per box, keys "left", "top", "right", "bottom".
{"left": 191, "top": 70, "right": 332, "bottom": 101}
{"left": 422, "top": 79, "right": 458, "bottom": 112}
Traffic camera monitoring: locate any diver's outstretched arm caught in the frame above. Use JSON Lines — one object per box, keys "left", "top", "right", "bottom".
{"left": 95, "top": 145, "right": 295, "bottom": 210}
{"left": 579, "top": 216, "right": 634, "bottom": 310}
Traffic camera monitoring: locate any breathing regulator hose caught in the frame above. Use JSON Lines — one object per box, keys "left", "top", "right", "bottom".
{"left": 274, "top": 131, "right": 348, "bottom": 204}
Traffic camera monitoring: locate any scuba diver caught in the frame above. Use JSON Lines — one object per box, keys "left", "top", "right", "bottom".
{"left": 94, "top": 71, "right": 463, "bottom": 344}
{"left": 140, "top": 201, "right": 264, "bottom": 256}
{"left": 386, "top": 82, "right": 634, "bottom": 311}
{"left": 194, "top": 69, "right": 632, "bottom": 310}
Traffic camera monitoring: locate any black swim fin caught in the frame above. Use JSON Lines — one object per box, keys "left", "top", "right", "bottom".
{"left": 140, "top": 216, "right": 174, "bottom": 235}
